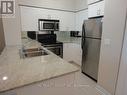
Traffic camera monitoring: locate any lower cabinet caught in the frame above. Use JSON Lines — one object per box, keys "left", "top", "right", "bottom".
{"left": 63, "top": 43, "right": 82, "bottom": 66}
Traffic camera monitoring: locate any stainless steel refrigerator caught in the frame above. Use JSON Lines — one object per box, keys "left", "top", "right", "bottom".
{"left": 81, "top": 18, "right": 102, "bottom": 81}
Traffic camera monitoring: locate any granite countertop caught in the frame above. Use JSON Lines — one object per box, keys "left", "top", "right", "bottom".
{"left": 21, "top": 37, "right": 41, "bottom": 49}
{"left": 0, "top": 40, "right": 79, "bottom": 92}
{"left": 55, "top": 31, "right": 82, "bottom": 44}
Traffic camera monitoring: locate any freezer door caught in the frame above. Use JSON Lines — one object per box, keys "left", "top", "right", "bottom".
{"left": 83, "top": 18, "right": 102, "bottom": 38}
{"left": 82, "top": 38, "right": 101, "bottom": 80}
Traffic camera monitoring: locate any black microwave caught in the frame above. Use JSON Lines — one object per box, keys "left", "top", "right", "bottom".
{"left": 38, "top": 19, "right": 59, "bottom": 31}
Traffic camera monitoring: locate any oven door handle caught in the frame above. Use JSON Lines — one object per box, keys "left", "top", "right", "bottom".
{"left": 45, "top": 46, "right": 61, "bottom": 49}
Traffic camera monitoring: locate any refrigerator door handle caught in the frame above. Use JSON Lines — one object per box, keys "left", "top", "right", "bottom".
{"left": 81, "top": 24, "right": 86, "bottom": 49}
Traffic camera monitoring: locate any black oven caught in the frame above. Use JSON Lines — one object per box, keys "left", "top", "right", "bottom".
{"left": 38, "top": 19, "right": 59, "bottom": 31}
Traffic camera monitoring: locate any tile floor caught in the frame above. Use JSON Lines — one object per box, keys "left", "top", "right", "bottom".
{"left": 0, "top": 71, "right": 103, "bottom": 95}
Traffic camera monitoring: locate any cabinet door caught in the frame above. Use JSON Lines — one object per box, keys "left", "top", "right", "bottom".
{"left": 0, "top": 17, "right": 5, "bottom": 54}
{"left": 63, "top": 43, "right": 73, "bottom": 62}
{"left": 88, "top": 1, "right": 105, "bottom": 18}
{"left": 63, "top": 43, "right": 82, "bottom": 66}
{"left": 88, "top": 0, "right": 101, "bottom": 5}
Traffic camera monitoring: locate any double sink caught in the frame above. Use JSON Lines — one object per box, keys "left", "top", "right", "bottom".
{"left": 20, "top": 47, "right": 48, "bottom": 58}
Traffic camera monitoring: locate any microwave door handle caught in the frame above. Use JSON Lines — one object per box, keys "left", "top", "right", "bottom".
{"left": 38, "top": 21, "right": 39, "bottom": 30}
{"left": 55, "top": 23, "right": 58, "bottom": 30}
{"left": 39, "top": 21, "right": 41, "bottom": 31}
{"left": 40, "top": 21, "right": 43, "bottom": 31}
{"left": 55, "top": 23, "right": 57, "bottom": 30}
{"left": 56, "top": 23, "right": 59, "bottom": 30}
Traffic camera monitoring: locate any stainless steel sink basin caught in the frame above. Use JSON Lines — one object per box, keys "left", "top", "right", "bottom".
{"left": 20, "top": 48, "right": 48, "bottom": 58}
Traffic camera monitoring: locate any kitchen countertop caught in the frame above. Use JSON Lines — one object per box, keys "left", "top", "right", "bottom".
{"left": 0, "top": 39, "right": 79, "bottom": 92}
{"left": 21, "top": 37, "right": 41, "bottom": 49}
{"left": 55, "top": 31, "right": 82, "bottom": 44}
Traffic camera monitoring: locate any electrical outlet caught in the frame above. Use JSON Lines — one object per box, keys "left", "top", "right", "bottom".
{"left": 104, "top": 38, "right": 111, "bottom": 45}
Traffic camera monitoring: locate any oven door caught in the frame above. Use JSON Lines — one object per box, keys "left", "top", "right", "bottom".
{"left": 39, "top": 21, "right": 55, "bottom": 31}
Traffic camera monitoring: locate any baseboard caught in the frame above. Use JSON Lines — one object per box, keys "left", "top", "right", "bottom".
{"left": 95, "top": 85, "right": 112, "bottom": 95}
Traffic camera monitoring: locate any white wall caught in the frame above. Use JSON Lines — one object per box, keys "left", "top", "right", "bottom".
{"left": 3, "top": 0, "right": 22, "bottom": 46}
{"left": 75, "top": 10, "right": 88, "bottom": 32}
{"left": 116, "top": 15, "right": 127, "bottom": 95}
{"left": 75, "top": 0, "right": 88, "bottom": 34}
{"left": 98, "top": 0, "right": 127, "bottom": 94}
{"left": 75, "top": 0, "right": 88, "bottom": 11}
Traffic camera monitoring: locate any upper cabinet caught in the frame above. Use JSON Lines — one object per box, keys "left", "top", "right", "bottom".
{"left": 88, "top": 0, "right": 102, "bottom": 5}
{"left": 88, "top": 0, "right": 105, "bottom": 18}
{"left": 20, "top": 6, "right": 75, "bottom": 32}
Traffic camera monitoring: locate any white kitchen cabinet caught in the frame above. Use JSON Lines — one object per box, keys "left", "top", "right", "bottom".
{"left": 88, "top": 0, "right": 102, "bottom": 5}
{"left": 63, "top": 43, "right": 82, "bottom": 66}
{"left": 88, "top": 0, "right": 105, "bottom": 18}
{"left": 20, "top": 6, "right": 75, "bottom": 32}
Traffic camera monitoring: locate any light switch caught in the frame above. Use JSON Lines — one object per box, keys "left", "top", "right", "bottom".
{"left": 104, "top": 39, "right": 111, "bottom": 45}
